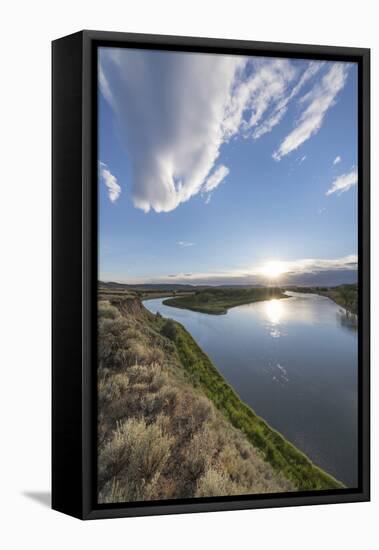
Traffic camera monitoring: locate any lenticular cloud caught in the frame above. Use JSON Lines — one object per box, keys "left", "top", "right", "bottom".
{"left": 99, "top": 49, "right": 242, "bottom": 212}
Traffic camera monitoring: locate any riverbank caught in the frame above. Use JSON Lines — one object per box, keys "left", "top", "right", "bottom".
{"left": 290, "top": 284, "right": 358, "bottom": 316}
{"left": 163, "top": 287, "right": 288, "bottom": 315}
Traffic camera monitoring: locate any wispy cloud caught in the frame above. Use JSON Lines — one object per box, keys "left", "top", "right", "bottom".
{"left": 252, "top": 61, "right": 323, "bottom": 140}
{"left": 273, "top": 63, "right": 349, "bottom": 160}
{"left": 203, "top": 165, "right": 230, "bottom": 193}
{"left": 276, "top": 255, "right": 357, "bottom": 274}
{"left": 145, "top": 255, "right": 357, "bottom": 286}
{"left": 333, "top": 155, "right": 342, "bottom": 165}
{"left": 177, "top": 241, "right": 195, "bottom": 247}
{"left": 222, "top": 58, "right": 297, "bottom": 139}
{"left": 326, "top": 168, "right": 358, "bottom": 196}
{"left": 99, "top": 162, "right": 121, "bottom": 203}
{"left": 299, "top": 155, "right": 307, "bottom": 164}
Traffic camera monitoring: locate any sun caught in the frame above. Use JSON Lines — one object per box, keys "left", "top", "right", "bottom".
{"left": 260, "top": 261, "right": 287, "bottom": 280}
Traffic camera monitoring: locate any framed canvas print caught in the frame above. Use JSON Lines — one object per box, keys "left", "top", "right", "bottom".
{"left": 52, "top": 30, "right": 370, "bottom": 520}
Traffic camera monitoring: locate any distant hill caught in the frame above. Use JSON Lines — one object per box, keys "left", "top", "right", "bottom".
{"left": 282, "top": 269, "right": 358, "bottom": 287}
{"left": 99, "top": 271, "right": 358, "bottom": 291}
{"left": 100, "top": 281, "right": 269, "bottom": 291}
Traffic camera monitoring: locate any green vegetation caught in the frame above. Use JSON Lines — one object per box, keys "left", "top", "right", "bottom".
{"left": 98, "top": 294, "right": 343, "bottom": 503}
{"left": 98, "top": 297, "right": 294, "bottom": 503}
{"left": 317, "top": 284, "right": 357, "bottom": 315}
{"left": 163, "top": 286, "right": 288, "bottom": 315}
{"left": 294, "top": 284, "right": 358, "bottom": 316}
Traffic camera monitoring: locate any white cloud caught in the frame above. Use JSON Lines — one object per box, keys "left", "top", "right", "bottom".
{"left": 203, "top": 165, "right": 230, "bottom": 193}
{"left": 99, "top": 162, "right": 121, "bottom": 203}
{"left": 326, "top": 168, "right": 358, "bottom": 196}
{"left": 99, "top": 49, "right": 243, "bottom": 213}
{"left": 273, "top": 63, "right": 349, "bottom": 160}
{"left": 177, "top": 241, "right": 195, "bottom": 247}
{"left": 333, "top": 155, "right": 342, "bottom": 165}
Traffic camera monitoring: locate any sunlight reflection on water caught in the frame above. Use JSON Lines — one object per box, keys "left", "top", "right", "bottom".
{"left": 265, "top": 299, "right": 283, "bottom": 325}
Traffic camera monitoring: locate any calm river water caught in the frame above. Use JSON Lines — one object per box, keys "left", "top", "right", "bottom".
{"left": 144, "top": 292, "right": 358, "bottom": 487}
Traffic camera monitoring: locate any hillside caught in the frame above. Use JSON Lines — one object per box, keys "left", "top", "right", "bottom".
{"left": 98, "top": 294, "right": 343, "bottom": 503}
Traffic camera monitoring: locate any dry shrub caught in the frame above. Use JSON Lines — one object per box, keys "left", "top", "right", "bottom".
{"left": 123, "top": 326, "right": 141, "bottom": 340}
{"left": 195, "top": 468, "right": 240, "bottom": 497}
{"left": 124, "top": 339, "right": 151, "bottom": 365}
{"left": 156, "top": 385, "right": 181, "bottom": 416}
{"left": 98, "top": 300, "right": 120, "bottom": 320}
{"left": 181, "top": 424, "right": 217, "bottom": 481}
{"left": 98, "top": 316, "right": 130, "bottom": 370}
{"left": 148, "top": 347, "right": 165, "bottom": 365}
{"left": 99, "top": 417, "right": 173, "bottom": 502}
{"left": 128, "top": 363, "right": 156, "bottom": 385}
{"left": 170, "top": 393, "right": 213, "bottom": 441}
{"left": 98, "top": 371, "right": 129, "bottom": 406}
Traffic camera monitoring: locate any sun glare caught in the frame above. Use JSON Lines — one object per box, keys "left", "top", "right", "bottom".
{"left": 260, "top": 261, "right": 287, "bottom": 280}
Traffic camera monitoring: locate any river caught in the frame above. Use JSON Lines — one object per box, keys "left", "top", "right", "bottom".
{"left": 144, "top": 291, "right": 358, "bottom": 487}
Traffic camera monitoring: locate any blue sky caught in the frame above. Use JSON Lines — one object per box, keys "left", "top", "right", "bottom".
{"left": 98, "top": 48, "right": 358, "bottom": 286}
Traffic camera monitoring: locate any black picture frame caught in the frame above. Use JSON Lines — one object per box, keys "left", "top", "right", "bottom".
{"left": 52, "top": 30, "right": 370, "bottom": 520}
